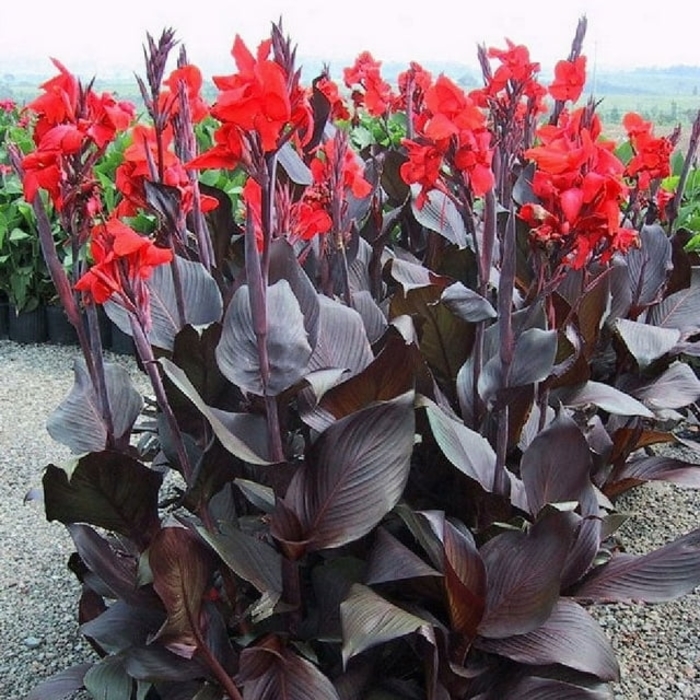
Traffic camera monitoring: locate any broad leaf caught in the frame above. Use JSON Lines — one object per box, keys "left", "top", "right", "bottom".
{"left": 25, "top": 664, "right": 92, "bottom": 700}
{"left": 647, "top": 272, "right": 700, "bottom": 333}
{"left": 613, "top": 318, "right": 680, "bottom": 369}
{"left": 553, "top": 381, "right": 653, "bottom": 417}
{"left": 625, "top": 224, "right": 672, "bottom": 309}
{"left": 365, "top": 527, "right": 442, "bottom": 585}
{"left": 475, "top": 599, "right": 619, "bottom": 681}
{"left": 423, "top": 513, "right": 486, "bottom": 637}
{"left": 284, "top": 392, "right": 415, "bottom": 551}
{"left": 67, "top": 524, "right": 141, "bottom": 602}
{"left": 520, "top": 413, "right": 597, "bottom": 516}
{"left": 418, "top": 396, "right": 497, "bottom": 491}
{"left": 440, "top": 282, "right": 497, "bottom": 322}
{"left": 475, "top": 675, "right": 614, "bottom": 700}
{"left": 609, "top": 455, "right": 700, "bottom": 488}
{"left": 277, "top": 141, "right": 313, "bottom": 185}
{"left": 574, "top": 527, "right": 700, "bottom": 603}
{"left": 217, "top": 279, "right": 312, "bottom": 396}
{"left": 411, "top": 186, "right": 469, "bottom": 248}
{"left": 122, "top": 646, "right": 207, "bottom": 682}
{"left": 197, "top": 525, "right": 282, "bottom": 597}
{"left": 44, "top": 452, "right": 162, "bottom": 543}
{"left": 160, "top": 358, "right": 273, "bottom": 465}
{"left": 238, "top": 635, "right": 340, "bottom": 699}
{"left": 80, "top": 601, "right": 165, "bottom": 654}
{"left": 478, "top": 512, "right": 575, "bottom": 638}
{"left": 47, "top": 358, "right": 143, "bottom": 454}
{"left": 83, "top": 655, "right": 133, "bottom": 700}
{"left": 305, "top": 294, "right": 373, "bottom": 376}
{"left": 340, "top": 583, "right": 433, "bottom": 666}
{"left": 631, "top": 361, "right": 700, "bottom": 410}
{"left": 149, "top": 526, "right": 214, "bottom": 648}
{"left": 105, "top": 256, "right": 223, "bottom": 351}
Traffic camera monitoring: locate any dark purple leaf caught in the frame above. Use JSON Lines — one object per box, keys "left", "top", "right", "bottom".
{"left": 631, "top": 361, "right": 700, "bottom": 410}
{"left": 312, "top": 557, "right": 365, "bottom": 641}
{"left": 269, "top": 238, "right": 320, "bottom": 349}
{"left": 419, "top": 396, "right": 497, "bottom": 491}
{"left": 352, "top": 290, "right": 388, "bottom": 343}
{"left": 475, "top": 675, "right": 614, "bottom": 700}
{"left": 277, "top": 141, "right": 312, "bottom": 185}
{"left": 46, "top": 358, "right": 143, "bottom": 454}
{"left": 44, "top": 453, "right": 162, "bottom": 543}
{"left": 305, "top": 295, "right": 372, "bottom": 376}
{"left": 440, "top": 282, "right": 497, "bottom": 323}
{"left": 610, "top": 455, "right": 700, "bottom": 487}
{"left": 574, "top": 527, "right": 700, "bottom": 603}
{"left": 159, "top": 358, "right": 273, "bottom": 464}
{"left": 83, "top": 655, "right": 133, "bottom": 700}
{"left": 410, "top": 186, "right": 469, "bottom": 248}
{"left": 520, "top": 413, "right": 596, "bottom": 516}
{"left": 197, "top": 525, "right": 282, "bottom": 597}
{"left": 105, "top": 256, "right": 223, "bottom": 351}
{"left": 340, "top": 583, "right": 433, "bottom": 666}
{"left": 423, "top": 513, "right": 486, "bottom": 637}
{"left": 123, "top": 646, "right": 207, "bottom": 682}
{"left": 234, "top": 478, "right": 276, "bottom": 512}
{"left": 561, "top": 516, "right": 603, "bottom": 590}
{"left": 149, "top": 526, "right": 214, "bottom": 647}
{"left": 68, "top": 524, "right": 140, "bottom": 602}
{"left": 478, "top": 512, "right": 576, "bottom": 638}
{"left": 217, "top": 279, "right": 312, "bottom": 396}
{"left": 613, "top": 318, "right": 680, "bottom": 369}
{"left": 365, "top": 527, "right": 442, "bottom": 585}
{"left": 238, "top": 635, "right": 340, "bottom": 699}
{"left": 286, "top": 392, "right": 415, "bottom": 551}
{"left": 626, "top": 224, "right": 673, "bottom": 309}
{"left": 25, "top": 664, "right": 92, "bottom": 700}
{"left": 553, "top": 381, "right": 653, "bottom": 417}
{"left": 508, "top": 328, "right": 558, "bottom": 387}
{"left": 80, "top": 600, "right": 165, "bottom": 654}
{"left": 647, "top": 271, "right": 700, "bottom": 333}
{"left": 144, "top": 180, "right": 181, "bottom": 229}
{"left": 476, "top": 599, "right": 619, "bottom": 681}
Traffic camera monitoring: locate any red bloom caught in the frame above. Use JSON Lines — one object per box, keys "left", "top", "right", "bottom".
{"left": 622, "top": 112, "right": 673, "bottom": 190}
{"left": 21, "top": 149, "right": 63, "bottom": 206}
{"left": 343, "top": 51, "right": 395, "bottom": 118}
{"left": 486, "top": 39, "right": 541, "bottom": 94}
{"left": 161, "top": 64, "right": 209, "bottom": 123}
{"left": 211, "top": 36, "right": 292, "bottom": 151}
{"left": 311, "top": 139, "right": 372, "bottom": 200}
{"left": 548, "top": 56, "right": 587, "bottom": 102}
{"left": 85, "top": 91, "right": 135, "bottom": 148}
{"left": 75, "top": 217, "right": 173, "bottom": 317}
{"left": 315, "top": 76, "right": 351, "bottom": 122}
{"left": 521, "top": 107, "right": 630, "bottom": 269}
{"left": 26, "top": 59, "right": 79, "bottom": 143}
{"left": 399, "top": 140, "right": 444, "bottom": 207}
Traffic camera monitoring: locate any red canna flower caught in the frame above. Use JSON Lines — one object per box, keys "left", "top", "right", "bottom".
{"left": 75, "top": 217, "right": 173, "bottom": 328}
{"left": 26, "top": 59, "right": 79, "bottom": 143}
{"left": 622, "top": 112, "right": 673, "bottom": 190}
{"left": 161, "top": 64, "right": 209, "bottom": 124}
{"left": 343, "top": 51, "right": 395, "bottom": 118}
{"left": 310, "top": 139, "right": 372, "bottom": 200}
{"left": 548, "top": 56, "right": 587, "bottom": 102}
{"left": 85, "top": 91, "right": 135, "bottom": 148}
{"left": 315, "top": 75, "right": 351, "bottom": 122}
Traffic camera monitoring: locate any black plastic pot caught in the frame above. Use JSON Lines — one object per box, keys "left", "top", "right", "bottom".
{"left": 8, "top": 305, "right": 47, "bottom": 344}
{"left": 0, "top": 295, "right": 8, "bottom": 340}
{"left": 46, "top": 304, "right": 79, "bottom": 345}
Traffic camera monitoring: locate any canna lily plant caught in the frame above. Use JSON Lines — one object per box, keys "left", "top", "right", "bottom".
{"left": 13, "top": 16, "right": 700, "bottom": 700}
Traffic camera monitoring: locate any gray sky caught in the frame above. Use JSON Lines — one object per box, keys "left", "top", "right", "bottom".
{"left": 3, "top": 0, "right": 700, "bottom": 77}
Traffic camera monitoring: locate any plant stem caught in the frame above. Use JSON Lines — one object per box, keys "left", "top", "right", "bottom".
{"left": 129, "top": 315, "right": 194, "bottom": 485}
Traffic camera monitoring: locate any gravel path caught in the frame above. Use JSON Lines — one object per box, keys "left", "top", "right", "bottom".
{"left": 0, "top": 339, "right": 699, "bottom": 699}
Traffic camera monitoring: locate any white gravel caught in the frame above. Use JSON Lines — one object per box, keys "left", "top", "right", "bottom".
{"left": 1, "top": 339, "right": 699, "bottom": 699}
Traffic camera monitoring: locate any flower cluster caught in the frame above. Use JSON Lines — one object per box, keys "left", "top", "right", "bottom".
{"left": 21, "top": 59, "right": 135, "bottom": 210}
{"left": 343, "top": 51, "right": 396, "bottom": 119}
{"left": 520, "top": 107, "right": 633, "bottom": 269}
{"left": 623, "top": 111, "right": 674, "bottom": 190}
{"left": 400, "top": 73, "right": 494, "bottom": 206}
{"left": 188, "top": 36, "right": 312, "bottom": 170}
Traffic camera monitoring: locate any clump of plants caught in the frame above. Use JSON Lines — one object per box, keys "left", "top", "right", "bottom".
{"left": 13, "top": 16, "right": 700, "bottom": 700}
